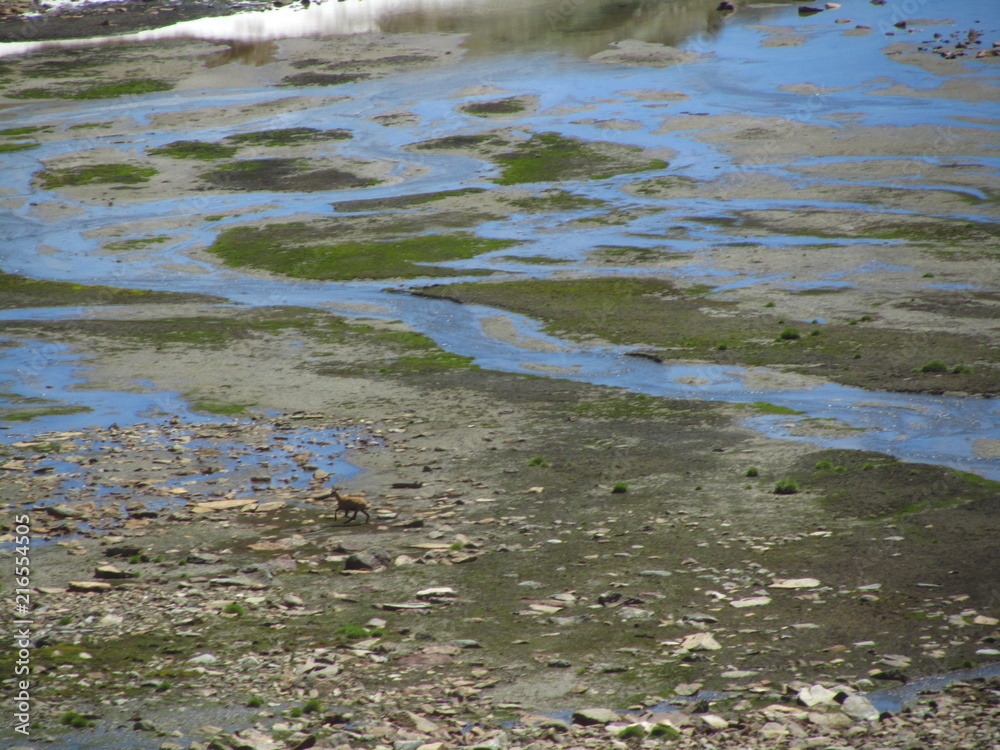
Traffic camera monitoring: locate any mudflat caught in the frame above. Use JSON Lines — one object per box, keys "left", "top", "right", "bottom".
{"left": 1, "top": 1, "right": 998, "bottom": 747}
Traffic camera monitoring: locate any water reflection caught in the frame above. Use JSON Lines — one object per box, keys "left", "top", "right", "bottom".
{"left": 199, "top": 39, "right": 280, "bottom": 67}
{"left": 379, "top": 0, "right": 736, "bottom": 55}
{"left": 0, "top": 0, "right": 796, "bottom": 59}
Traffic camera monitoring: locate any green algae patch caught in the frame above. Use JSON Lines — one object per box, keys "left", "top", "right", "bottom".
{"left": 744, "top": 402, "right": 805, "bottom": 416}
{"left": 786, "top": 449, "right": 1000, "bottom": 519}
{"left": 149, "top": 140, "right": 239, "bottom": 160}
{"left": 191, "top": 398, "right": 251, "bottom": 416}
{"left": 227, "top": 127, "right": 351, "bottom": 146}
{"left": 39, "top": 163, "right": 157, "bottom": 188}
{"left": 0, "top": 142, "right": 39, "bottom": 152}
{"left": 332, "top": 188, "right": 488, "bottom": 213}
{"left": 1, "top": 404, "right": 92, "bottom": 422}
{"left": 208, "top": 223, "right": 514, "bottom": 280}
{"left": 588, "top": 246, "right": 686, "bottom": 264}
{"left": 0, "top": 272, "right": 222, "bottom": 310}
{"left": 496, "top": 255, "right": 564, "bottom": 265}
{"left": 279, "top": 71, "right": 368, "bottom": 87}
{"left": 74, "top": 79, "right": 173, "bottom": 99}
{"left": 724, "top": 208, "right": 1000, "bottom": 249}
{"left": 9, "top": 79, "right": 172, "bottom": 100}
{"left": 460, "top": 97, "right": 529, "bottom": 117}
{"left": 411, "top": 277, "right": 999, "bottom": 395}
{"left": 507, "top": 189, "right": 606, "bottom": 212}
{"left": 494, "top": 132, "right": 667, "bottom": 185}
{"left": 200, "top": 158, "right": 377, "bottom": 192}
{"left": 0, "top": 126, "right": 50, "bottom": 136}
{"left": 411, "top": 134, "right": 498, "bottom": 151}
{"left": 102, "top": 235, "right": 172, "bottom": 253}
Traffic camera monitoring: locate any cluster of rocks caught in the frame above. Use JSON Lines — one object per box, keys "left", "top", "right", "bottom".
{"left": 915, "top": 27, "right": 1000, "bottom": 59}
{"left": 109, "top": 675, "right": 1000, "bottom": 749}
{"left": 0, "top": 416, "right": 384, "bottom": 540}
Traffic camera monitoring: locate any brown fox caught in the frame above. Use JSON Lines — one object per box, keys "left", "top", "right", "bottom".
{"left": 331, "top": 489, "right": 370, "bottom": 524}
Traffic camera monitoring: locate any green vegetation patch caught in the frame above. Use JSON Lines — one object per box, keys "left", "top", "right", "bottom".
{"left": 332, "top": 188, "right": 488, "bottom": 213}
{"left": 570, "top": 391, "right": 688, "bottom": 421}
{"left": 0, "top": 142, "right": 39, "bottom": 153}
{"left": 0, "top": 307, "right": 344, "bottom": 354}
{"left": 200, "top": 158, "right": 377, "bottom": 192}
{"left": 279, "top": 72, "right": 368, "bottom": 87}
{"left": 1, "top": 405, "right": 92, "bottom": 423}
{"left": 409, "top": 277, "right": 1000, "bottom": 396}
{"left": 39, "top": 163, "right": 157, "bottom": 188}
{"left": 208, "top": 223, "right": 515, "bottom": 281}
{"left": 9, "top": 79, "right": 173, "bottom": 100}
{"left": 103, "top": 235, "right": 171, "bottom": 253}
{"left": 227, "top": 127, "right": 351, "bottom": 146}
{"left": 149, "top": 140, "right": 239, "bottom": 160}
{"left": 745, "top": 401, "right": 805, "bottom": 416}
{"left": 0, "top": 126, "right": 50, "bottom": 136}
{"left": 494, "top": 132, "right": 667, "bottom": 185}
{"left": 410, "top": 134, "right": 499, "bottom": 151}
{"left": 0, "top": 272, "right": 220, "bottom": 310}
{"left": 68, "top": 121, "right": 115, "bottom": 130}
{"left": 588, "top": 246, "right": 685, "bottom": 264}
{"left": 460, "top": 97, "right": 528, "bottom": 116}
{"left": 496, "top": 255, "right": 564, "bottom": 265}
{"left": 191, "top": 399, "right": 251, "bottom": 416}
{"left": 507, "top": 189, "right": 606, "bottom": 212}
{"left": 787, "top": 449, "right": 1000, "bottom": 519}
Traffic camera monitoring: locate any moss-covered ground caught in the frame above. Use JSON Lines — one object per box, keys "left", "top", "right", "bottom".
{"left": 0, "top": 272, "right": 225, "bottom": 310}
{"left": 411, "top": 277, "right": 998, "bottom": 395}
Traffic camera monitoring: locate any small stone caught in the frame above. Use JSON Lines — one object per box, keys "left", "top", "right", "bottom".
{"left": 392, "top": 711, "right": 440, "bottom": 734}
{"left": 571, "top": 707, "right": 621, "bottom": 725}
{"left": 344, "top": 547, "right": 393, "bottom": 571}
{"left": 468, "top": 732, "right": 508, "bottom": 750}
{"left": 880, "top": 654, "right": 912, "bottom": 668}
{"left": 841, "top": 694, "right": 879, "bottom": 721}
{"left": 675, "top": 682, "right": 702, "bottom": 696}
{"left": 68, "top": 581, "right": 112, "bottom": 592}
{"left": 731, "top": 596, "right": 771, "bottom": 608}
{"left": 415, "top": 587, "right": 457, "bottom": 600}
{"left": 449, "top": 639, "right": 483, "bottom": 649}
{"left": 97, "top": 614, "right": 123, "bottom": 627}
{"left": 618, "top": 606, "right": 654, "bottom": 621}
{"left": 759, "top": 721, "right": 789, "bottom": 739}
{"left": 679, "top": 632, "right": 721, "bottom": 651}
{"left": 797, "top": 684, "right": 838, "bottom": 707}
{"left": 701, "top": 714, "right": 729, "bottom": 730}
{"left": 808, "top": 710, "right": 854, "bottom": 730}
{"left": 638, "top": 570, "right": 673, "bottom": 577}
{"left": 770, "top": 578, "right": 820, "bottom": 589}
{"left": 94, "top": 564, "right": 135, "bottom": 579}
{"left": 187, "top": 653, "right": 219, "bottom": 665}
{"left": 186, "top": 550, "right": 223, "bottom": 565}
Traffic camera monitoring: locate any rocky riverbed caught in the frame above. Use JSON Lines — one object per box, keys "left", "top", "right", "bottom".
{"left": 2, "top": 296, "right": 999, "bottom": 749}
